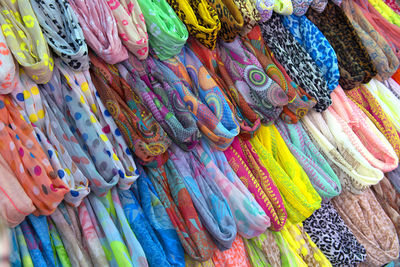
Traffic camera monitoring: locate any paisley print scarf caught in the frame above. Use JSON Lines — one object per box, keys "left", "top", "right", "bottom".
{"left": 106, "top": 0, "right": 149, "bottom": 59}
{"left": 275, "top": 119, "right": 341, "bottom": 200}
{"left": 281, "top": 14, "right": 340, "bottom": 91}
{"left": 291, "top": 0, "right": 312, "bottom": 16}
{"left": 89, "top": 52, "right": 171, "bottom": 165}
{"left": 0, "top": 30, "right": 18, "bottom": 94}
{"left": 306, "top": 1, "right": 377, "bottom": 90}
{"left": 259, "top": 13, "right": 331, "bottom": 112}
{"left": 254, "top": 0, "right": 275, "bottom": 22}
{"left": 30, "top": 0, "right": 89, "bottom": 71}
{"left": 69, "top": 0, "right": 129, "bottom": 64}
{"left": 0, "top": 0, "right": 54, "bottom": 84}
{"left": 233, "top": 0, "right": 261, "bottom": 35}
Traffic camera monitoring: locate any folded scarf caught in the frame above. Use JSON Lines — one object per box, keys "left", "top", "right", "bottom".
{"left": 106, "top": 0, "right": 148, "bottom": 59}
{"left": 254, "top": 0, "right": 274, "bottom": 22}
{"left": 245, "top": 26, "right": 317, "bottom": 124}
{"left": 291, "top": 0, "right": 312, "bottom": 15}
{"left": 250, "top": 125, "right": 322, "bottom": 223}
{"left": 188, "top": 39, "right": 261, "bottom": 139}
{"left": 161, "top": 47, "right": 240, "bottom": 150}
{"left": 169, "top": 144, "right": 237, "bottom": 251}
{"left": 302, "top": 110, "right": 384, "bottom": 194}
{"left": 259, "top": 13, "right": 331, "bottom": 111}
{"left": 207, "top": 0, "right": 244, "bottom": 41}
{"left": 233, "top": 0, "right": 260, "bottom": 35}
{"left": 244, "top": 230, "right": 281, "bottom": 267}
{"left": 69, "top": 0, "right": 128, "bottom": 64}
{"left": 383, "top": 0, "right": 400, "bottom": 14}
{"left": 273, "top": 0, "right": 293, "bottom": 14}
{"left": 385, "top": 77, "right": 400, "bottom": 99}
{"left": 330, "top": 86, "right": 399, "bottom": 172}
{"left": 48, "top": 212, "right": 74, "bottom": 266}
{"left": 310, "top": 0, "right": 328, "bottom": 12}
{"left": 198, "top": 140, "right": 270, "bottom": 238}
{"left": 218, "top": 37, "right": 288, "bottom": 124}
{"left": 281, "top": 15, "right": 340, "bottom": 91}
{"left": 9, "top": 228, "right": 21, "bottom": 267}
{"left": 332, "top": 189, "right": 400, "bottom": 266}
{"left": 275, "top": 119, "right": 341, "bottom": 200}
{"left": 303, "top": 202, "right": 367, "bottom": 267}
{"left": 165, "top": 0, "right": 220, "bottom": 49}
{"left": 146, "top": 159, "right": 215, "bottom": 261}
{"left": 185, "top": 255, "right": 215, "bottom": 267}
{"left": 342, "top": 0, "right": 399, "bottom": 81}
{"left": 212, "top": 235, "right": 251, "bottom": 266}
{"left": 0, "top": 29, "right": 18, "bottom": 94}
{"left": 15, "top": 225, "right": 34, "bottom": 267}
{"left": 224, "top": 137, "right": 288, "bottom": 231}
{"left": 19, "top": 219, "right": 47, "bottom": 266}
{"left": 368, "top": 0, "right": 400, "bottom": 26}
{"left": 306, "top": 1, "right": 377, "bottom": 90}
{"left": 119, "top": 54, "right": 200, "bottom": 151}
{"left": 89, "top": 52, "right": 171, "bottom": 165}
{"left": 30, "top": 0, "right": 89, "bottom": 71}
{"left": 0, "top": 0, "right": 53, "bottom": 83}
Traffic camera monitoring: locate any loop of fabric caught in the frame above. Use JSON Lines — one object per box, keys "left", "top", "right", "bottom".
{"left": 0, "top": 30, "right": 18, "bottom": 94}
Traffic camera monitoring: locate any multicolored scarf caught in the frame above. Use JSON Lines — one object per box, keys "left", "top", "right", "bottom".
{"left": 233, "top": 0, "right": 261, "bottom": 35}
{"left": 0, "top": 29, "right": 18, "bottom": 94}
{"left": 212, "top": 235, "right": 252, "bottom": 266}
{"left": 273, "top": 0, "right": 293, "bottom": 14}
{"left": 255, "top": 0, "right": 275, "bottom": 22}
{"left": 243, "top": 231, "right": 282, "bottom": 267}
{"left": 291, "top": 0, "right": 312, "bottom": 15}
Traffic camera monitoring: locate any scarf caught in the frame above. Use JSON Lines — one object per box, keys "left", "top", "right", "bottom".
{"left": 137, "top": 0, "right": 187, "bottom": 60}
{"left": 275, "top": 119, "right": 341, "bottom": 200}
{"left": 259, "top": 13, "right": 331, "bottom": 112}
{"left": 0, "top": 0, "right": 53, "bottom": 84}
{"left": 306, "top": 1, "right": 377, "bottom": 90}
{"left": 20, "top": 219, "right": 48, "bottom": 266}
{"left": 198, "top": 140, "right": 270, "bottom": 238}
{"left": 224, "top": 137, "right": 288, "bottom": 231}
{"left": 250, "top": 125, "right": 322, "bottom": 223}
{"left": 145, "top": 159, "right": 215, "bottom": 261}
{"left": 310, "top": 0, "right": 328, "bottom": 12}
{"left": 342, "top": 0, "right": 399, "bottom": 81}
{"left": 9, "top": 228, "right": 21, "bottom": 267}
{"left": 218, "top": 37, "right": 288, "bottom": 124}
{"left": 303, "top": 202, "right": 367, "bottom": 266}
{"left": 188, "top": 38, "right": 261, "bottom": 139}
{"left": 30, "top": 0, "right": 89, "bottom": 71}
{"left": 273, "top": 0, "right": 293, "bottom": 14}
{"left": 0, "top": 30, "right": 18, "bottom": 94}
{"left": 136, "top": 167, "right": 185, "bottom": 266}
{"left": 48, "top": 213, "right": 75, "bottom": 266}
{"left": 383, "top": 0, "right": 400, "bottom": 14}
{"left": 244, "top": 231, "right": 282, "bottom": 267}
{"left": 165, "top": 0, "right": 220, "bottom": 49}
{"left": 233, "top": 0, "right": 260, "bottom": 35}
{"left": 368, "top": 0, "right": 400, "bottom": 26}
{"left": 185, "top": 255, "right": 215, "bottom": 267}
{"left": 255, "top": 0, "right": 274, "bottom": 22}
{"left": 281, "top": 15, "right": 340, "bottom": 91}
{"left": 385, "top": 78, "right": 400, "bottom": 99}
{"left": 161, "top": 47, "right": 240, "bottom": 150}
{"left": 302, "top": 110, "right": 384, "bottom": 194}
{"left": 119, "top": 54, "right": 200, "bottom": 151}
{"left": 212, "top": 236, "right": 252, "bottom": 266}
{"left": 14, "top": 225, "right": 35, "bottom": 266}
{"left": 207, "top": 0, "right": 244, "bottom": 41}
{"left": 332, "top": 189, "right": 400, "bottom": 266}
{"left": 245, "top": 26, "right": 317, "bottom": 124}
{"left": 69, "top": 0, "right": 128, "bottom": 64}
{"left": 89, "top": 52, "right": 171, "bottom": 166}
{"left": 270, "top": 231, "right": 305, "bottom": 267}
{"left": 291, "top": 0, "right": 312, "bottom": 15}
{"left": 106, "top": 0, "right": 148, "bottom": 59}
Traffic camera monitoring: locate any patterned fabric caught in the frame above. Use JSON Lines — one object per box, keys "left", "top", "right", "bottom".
{"left": 273, "top": 0, "right": 293, "bottom": 14}
{"left": 254, "top": 0, "right": 274, "bottom": 22}
{"left": 303, "top": 201, "right": 367, "bottom": 267}
{"left": 291, "top": 0, "right": 312, "bottom": 15}
{"left": 244, "top": 230, "right": 281, "bottom": 267}
{"left": 212, "top": 235, "right": 251, "bottom": 266}
{"left": 233, "top": 0, "right": 261, "bottom": 35}
{"left": 0, "top": 29, "right": 18, "bottom": 94}
{"left": 30, "top": 0, "right": 89, "bottom": 71}
{"left": 259, "top": 13, "right": 331, "bottom": 112}
{"left": 0, "top": 0, "right": 54, "bottom": 84}
{"left": 368, "top": 0, "right": 400, "bottom": 27}
{"left": 69, "top": 0, "right": 129, "bottom": 64}
{"left": 307, "top": 1, "right": 377, "bottom": 90}
{"left": 15, "top": 225, "right": 34, "bottom": 267}
{"left": 89, "top": 52, "right": 171, "bottom": 165}
{"left": 383, "top": 0, "right": 400, "bottom": 14}
{"left": 310, "top": 0, "right": 328, "bottom": 12}
{"left": 281, "top": 15, "right": 340, "bottom": 91}
{"left": 332, "top": 189, "right": 400, "bottom": 266}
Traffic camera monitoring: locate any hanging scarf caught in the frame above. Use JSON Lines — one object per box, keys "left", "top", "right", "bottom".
{"left": 212, "top": 235, "right": 252, "bottom": 266}
{"left": 367, "top": 0, "right": 400, "bottom": 26}
{"left": 254, "top": 0, "right": 275, "bottom": 22}
{"left": 145, "top": 159, "right": 215, "bottom": 261}
{"left": 0, "top": 30, "right": 18, "bottom": 94}
{"left": 161, "top": 47, "right": 240, "bottom": 150}
{"left": 48, "top": 212, "right": 74, "bottom": 266}
{"left": 273, "top": 0, "right": 293, "bottom": 14}
{"left": 303, "top": 202, "right": 367, "bottom": 266}
{"left": 310, "top": 0, "right": 328, "bottom": 12}
{"left": 185, "top": 255, "right": 215, "bottom": 267}
{"left": 291, "top": 0, "right": 312, "bottom": 16}
{"left": 169, "top": 144, "right": 237, "bottom": 251}
{"left": 250, "top": 125, "right": 322, "bottom": 223}
{"left": 385, "top": 77, "right": 400, "bottom": 99}
{"left": 244, "top": 231, "right": 282, "bottom": 267}
{"left": 383, "top": 0, "right": 400, "bottom": 14}
{"left": 281, "top": 15, "right": 340, "bottom": 91}
{"left": 165, "top": 0, "right": 220, "bottom": 49}
{"left": 15, "top": 225, "right": 34, "bottom": 267}
{"left": 233, "top": 0, "right": 260, "bottom": 35}
{"left": 275, "top": 120, "right": 341, "bottom": 200}
{"left": 188, "top": 38, "right": 261, "bottom": 139}
{"left": 69, "top": 0, "right": 128, "bottom": 64}
{"left": 245, "top": 26, "right": 317, "bottom": 124}
{"left": 306, "top": 1, "right": 377, "bottom": 90}
{"left": 30, "top": 0, "right": 89, "bottom": 71}
{"left": 342, "top": 0, "right": 399, "bottom": 81}
{"left": 302, "top": 110, "right": 384, "bottom": 194}
{"left": 332, "top": 189, "right": 400, "bottom": 266}
{"left": 207, "top": 0, "right": 244, "bottom": 41}
{"left": 20, "top": 219, "right": 48, "bottom": 266}
{"left": 224, "top": 137, "right": 287, "bottom": 231}
{"left": 9, "top": 228, "right": 21, "bottom": 267}
{"left": 218, "top": 37, "right": 288, "bottom": 124}
{"left": 0, "top": 0, "right": 53, "bottom": 83}
{"left": 271, "top": 231, "right": 304, "bottom": 267}
{"left": 106, "top": 0, "right": 148, "bottom": 59}
{"left": 89, "top": 52, "right": 171, "bottom": 166}
{"left": 259, "top": 13, "right": 331, "bottom": 112}
{"left": 119, "top": 54, "right": 200, "bottom": 151}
